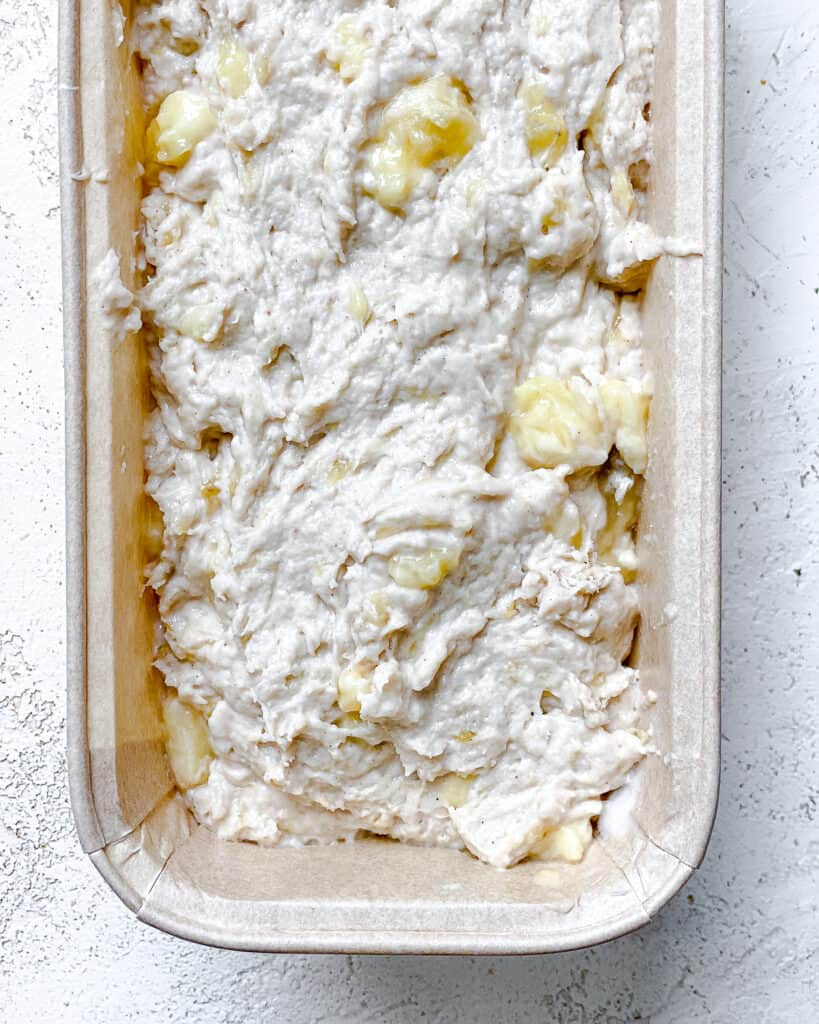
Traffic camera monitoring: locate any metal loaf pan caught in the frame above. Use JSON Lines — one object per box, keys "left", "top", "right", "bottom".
{"left": 60, "top": 0, "right": 722, "bottom": 953}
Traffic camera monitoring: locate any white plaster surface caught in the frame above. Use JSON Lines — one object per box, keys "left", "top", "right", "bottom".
{"left": 1, "top": 2, "right": 817, "bottom": 1020}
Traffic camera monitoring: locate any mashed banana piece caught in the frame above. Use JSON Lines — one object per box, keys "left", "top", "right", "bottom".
{"left": 146, "top": 89, "right": 216, "bottom": 166}
{"left": 510, "top": 375, "right": 650, "bottom": 473}
{"left": 365, "top": 75, "right": 480, "bottom": 208}
{"left": 521, "top": 82, "right": 568, "bottom": 167}
{"left": 163, "top": 696, "right": 213, "bottom": 790}
{"left": 135, "top": 0, "right": 660, "bottom": 869}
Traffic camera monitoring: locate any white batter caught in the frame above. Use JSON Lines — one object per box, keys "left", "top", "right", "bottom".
{"left": 133, "top": 0, "right": 661, "bottom": 868}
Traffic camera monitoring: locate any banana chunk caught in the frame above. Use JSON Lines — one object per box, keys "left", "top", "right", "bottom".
{"left": 147, "top": 90, "right": 216, "bottom": 167}
{"left": 511, "top": 376, "right": 613, "bottom": 471}
{"left": 367, "top": 76, "right": 479, "bottom": 208}
{"left": 389, "top": 548, "right": 461, "bottom": 590}
{"left": 532, "top": 817, "right": 594, "bottom": 864}
{"left": 512, "top": 376, "right": 650, "bottom": 473}
{"left": 599, "top": 379, "right": 650, "bottom": 474}
{"left": 521, "top": 83, "right": 568, "bottom": 167}
{"left": 217, "top": 38, "right": 252, "bottom": 98}
{"left": 439, "top": 774, "right": 473, "bottom": 809}
{"left": 327, "top": 16, "right": 371, "bottom": 81}
{"left": 163, "top": 695, "right": 213, "bottom": 790}
{"left": 337, "top": 666, "right": 373, "bottom": 714}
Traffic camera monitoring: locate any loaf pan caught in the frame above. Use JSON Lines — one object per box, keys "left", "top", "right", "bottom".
{"left": 60, "top": 0, "right": 722, "bottom": 954}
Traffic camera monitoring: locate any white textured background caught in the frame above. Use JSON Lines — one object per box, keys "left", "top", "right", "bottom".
{"left": 2, "top": 2, "right": 818, "bottom": 1020}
